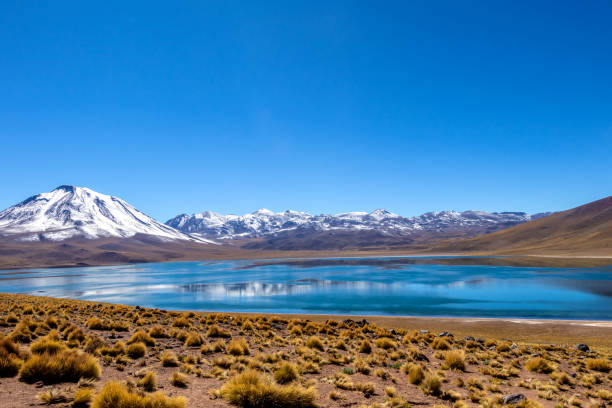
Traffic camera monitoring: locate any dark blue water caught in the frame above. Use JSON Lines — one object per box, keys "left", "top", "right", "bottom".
{"left": 1, "top": 259, "right": 611, "bottom": 319}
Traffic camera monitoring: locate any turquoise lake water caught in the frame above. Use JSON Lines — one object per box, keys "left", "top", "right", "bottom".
{"left": 1, "top": 258, "right": 611, "bottom": 319}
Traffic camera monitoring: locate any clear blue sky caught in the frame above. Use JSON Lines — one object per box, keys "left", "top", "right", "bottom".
{"left": 1, "top": 1, "right": 611, "bottom": 221}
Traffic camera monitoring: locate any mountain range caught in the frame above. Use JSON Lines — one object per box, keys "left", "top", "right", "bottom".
{"left": 0, "top": 185, "right": 609, "bottom": 269}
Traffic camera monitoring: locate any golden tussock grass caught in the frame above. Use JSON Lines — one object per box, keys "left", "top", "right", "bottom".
{"left": 92, "top": 381, "right": 186, "bottom": 408}
{"left": 19, "top": 349, "right": 100, "bottom": 384}
{"left": 228, "top": 338, "right": 250, "bottom": 356}
{"left": 220, "top": 369, "right": 317, "bottom": 408}
{"left": 525, "top": 357, "right": 554, "bottom": 374}
{"left": 274, "top": 362, "right": 299, "bottom": 384}
{"left": 586, "top": 358, "right": 611, "bottom": 373}
{"left": 207, "top": 324, "right": 232, "bottom": 338}
{"left": 126, "top": 342, "right": 146, "bottom": 359}
{"left": 444, "top": 350, "right": 466, "bottom": 371}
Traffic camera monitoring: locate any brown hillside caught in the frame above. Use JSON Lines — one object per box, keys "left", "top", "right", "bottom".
{"left": 434, "top": 196, "right": 612, "bottom": 255}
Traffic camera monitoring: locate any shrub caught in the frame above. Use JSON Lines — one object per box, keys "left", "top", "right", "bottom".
{"left": 359, "top": 340, "right": 372, "bottom": 354}
{"left": 421, "top": 373, "right": 442, "bottom": 396}
{"left": 220, "top": 369, "right": 317, "bottom": 408}
{"left": 305, "top": 336, "right": 324, "bottom": 351}
{"left": 73, "top": 388, "right": 94, "bottom": 408}
{"left": 92, "top": 381, "right": 186, "bottom": 408}
{"left": 586, "top": 358, "right": 611, "bottom": 373}
{"left": 228, "top": 338, "right": 250, "bottom": 356}
{"left": 206, "top": 324, "right": 231, "bottom": 338}
{"left": 170, "top": 372, "right": 188, "bottom": 388}
{"left": 127, "top": 342, "right": 146, "bottom": 359}
{"left": 138, "top": 371, "right": 156, "bottom": 392}
{"left": 444, "top": 350, "right": 465, "bottom": 371}
{"left": 127, "top": 331, "right": 155, "bottom": 346}
{"left": 161, "top": 350, "right": 179, "bottom": 367}
{"left": 525, "top": 357, "right": 553, "bottom": 374}
{"left": 274, "top": 362, "right": 299, "bottom": 384}
{"left": 19, "top": 349, "right": 101, "bottom": 384}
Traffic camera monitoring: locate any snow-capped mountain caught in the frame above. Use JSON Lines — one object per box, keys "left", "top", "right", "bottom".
{"left": 0, "top": 186, "right": 209, "bottom": 242}
{"left": 166, "top": 208, "right": 551, "bottom": 239}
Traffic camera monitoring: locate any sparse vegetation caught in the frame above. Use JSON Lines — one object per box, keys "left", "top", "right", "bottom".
{"left": 0, "top": 293, "right": 609, "bottom": 408}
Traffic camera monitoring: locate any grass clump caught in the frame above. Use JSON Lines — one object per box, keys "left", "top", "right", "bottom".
{"left": 127, "top": 331, "right": 155, "bottom": 347}
{"left": 170, "top": 372, "right": 189, "bottom": 388}
{"left": 148, "top": 325, "right": 168, "bottom": 338}
{"left": 92, "top": 381, "right": 186, "bottom": 408}
{"left": 375, "top": 337, "right": 397, "bottom": 350}
{"left": 72, "top": 388, "right": 94, "bottom": 408}
{"left": 525, "top": 357, "right": 554, "bottom": 374}
{"left": 206, "top": 324, "right": 231, "bottom": 338}
{"left": 444, "top": 350, "right": 466, "bottom": 371}
{"left": 0, "top": 337, "right": 24, "bottom": 377}
{"left": 161, "top": 350, "right": 179, "bottom": 367}
{"left": 586, "top": 358, "right": 611, "bottom": 373}
{"left": 220, "top": 369, "right": 317, "bottom": 408}
{"left": 30, "top": 337, "right": 66, "bottom": 355}
{"left": 19, "top": 349, "right": 100, "bottom": 384}
{"left": 305, "top": 336, "right": 324, "bottom": 351}
{"left": 126, "top": 342, "right": 146, "bottom": 359}
{"left": 138, "top": 371, "right": 156, "bottom": 392}
{"left": 359, "top": 340, "right": 372, "bottom": 354}
{"left": 38, "top": 388, "right": 70, "bottom": 404}
{"left": 421, "top": 373, "right": 442, "bottom": 396}
{"left": 184, "top": 332, "right": 204, "bottom": 347}
{"left": 228, "top": 338, "right": 250, "bottom": 356}
{"left": 408, "top": 364, "right": 425, "bottom": 385}
{"left": 274, "top": 362, "right": 299, "bottom": 384}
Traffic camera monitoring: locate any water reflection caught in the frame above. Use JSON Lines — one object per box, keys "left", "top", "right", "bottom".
{"left": 0, "top": 259, "right": 610, "bottom": 319}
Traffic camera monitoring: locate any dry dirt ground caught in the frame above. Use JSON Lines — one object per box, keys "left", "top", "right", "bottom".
{"left": 0, "top": 293, "right": 610, "bottom": 408}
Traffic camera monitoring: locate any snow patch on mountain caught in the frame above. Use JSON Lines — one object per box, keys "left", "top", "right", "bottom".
{"left": 0, "top": 186, "right": 211, "bottom": 242}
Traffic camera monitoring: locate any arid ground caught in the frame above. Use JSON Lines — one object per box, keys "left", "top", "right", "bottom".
{"left": 0, "top": 293, "right": 610, "bottom": 408}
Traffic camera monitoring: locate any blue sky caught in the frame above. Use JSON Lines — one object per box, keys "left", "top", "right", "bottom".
{"left": 1, "top": 1, "right": 610, "bottom": 221}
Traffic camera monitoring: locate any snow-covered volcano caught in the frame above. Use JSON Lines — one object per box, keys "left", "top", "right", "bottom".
{"left": 0, "top": 186, "right": 208, "bottom": 242}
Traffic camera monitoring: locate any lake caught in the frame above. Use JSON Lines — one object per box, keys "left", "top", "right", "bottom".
{"left": 1, "top": 258, "right": 611, "bottom": 320}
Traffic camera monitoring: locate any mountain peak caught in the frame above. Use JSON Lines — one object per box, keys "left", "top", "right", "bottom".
{"left": 0, "top": 186, "right": 207, "bottom": 243}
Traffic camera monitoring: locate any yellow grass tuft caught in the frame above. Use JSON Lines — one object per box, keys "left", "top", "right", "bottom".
{"left": 586, "top": 358, "right": 611, "bottom": 373}
{"left": 274, "top": 362, "right": 299, "bottom": 384}
{"left": 20, "top": 349, "right": 100, "bottom": 384}
{"left": 220, "top": 369, "right": 317, "bottom": 408}
{"left": 92, "top": 380, "right": 186, "bottom": 408}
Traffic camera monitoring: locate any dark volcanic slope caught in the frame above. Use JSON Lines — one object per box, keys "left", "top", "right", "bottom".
{"left": 433, "top": 196, "right": 612, "bottom": 255}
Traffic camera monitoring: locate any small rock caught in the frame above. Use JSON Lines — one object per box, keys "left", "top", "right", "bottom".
{"left": 503, "top": 393, "right": 526, "bottom": 405}
{"left": 476, "top": 338, "right": 485, "bottom": 344}
{"left": 465, "top": 336, "right": 475, "bottom": 341}
{"left": 577, "top": 343, "right": 590, "bottom": 352}
{"left": 34, "top": 381, "right": 44, "bottom": 388}
{"left": 510, "top": 343, "right": 519, "bottom": 350}
{"left": 420, "top": 330, "right": 429, "bottom": 334}
{"left": 438, "top": 331, "right": 453, "bottom": 337}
